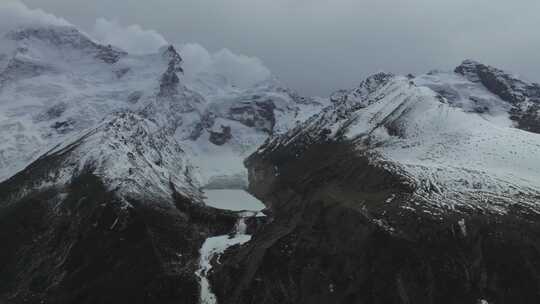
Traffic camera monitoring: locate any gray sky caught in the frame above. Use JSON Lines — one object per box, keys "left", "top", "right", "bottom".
{"left": 17, "top": 0, "right": 540, "bottom": 95}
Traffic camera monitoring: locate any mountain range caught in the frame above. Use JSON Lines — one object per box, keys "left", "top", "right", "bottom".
{"left": 1, "top": 23, "right": 540, "bottom": 304}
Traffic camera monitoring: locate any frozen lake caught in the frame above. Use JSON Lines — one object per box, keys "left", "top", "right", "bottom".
{"left": 202, "top": 189, "right": 265, "bottom": 211}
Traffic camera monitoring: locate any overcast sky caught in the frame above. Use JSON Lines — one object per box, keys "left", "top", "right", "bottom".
{"left": 12, "top": 0, "right": 540, "bottom": 95}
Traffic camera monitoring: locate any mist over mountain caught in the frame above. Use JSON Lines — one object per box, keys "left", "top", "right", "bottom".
{"left": 19, "top": 0, "right": 540, "bottom": 96}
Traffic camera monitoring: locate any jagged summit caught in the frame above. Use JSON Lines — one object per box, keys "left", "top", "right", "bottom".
{"left": 161, "top": 44, "right": 184, "bottom": 73}
{"left": 158, "top": 45, "right": 184, "bottom": 96}
{"left": 330, "top": 72, "right": 394, "bottom": 107}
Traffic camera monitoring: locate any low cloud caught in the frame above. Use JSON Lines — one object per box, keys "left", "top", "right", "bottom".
{"left": 88, "top": 19, "right": 272, "bottom": 87}
{"left": 0, "top": 1, "right": 70, "bottom": 34}
{"left": 91, "top": 18, "right": 168, "bottom": 54}
{"left": 0, "top": 2, "right": 272, "bottom": 89}
{"left": 17, "top": 0, "right": 540, "bottom": 95}
{"left": 180, "top": 43, "right": 271, "bottom": 88}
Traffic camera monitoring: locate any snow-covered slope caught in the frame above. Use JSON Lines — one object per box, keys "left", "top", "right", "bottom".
{"left": 0, "top": 24, "right": 327, "bottom": 188}
{"left": 38, "top": 112, "right": 202, "bottom": 202}
{"left": 178, "top": 83, "right": 325, "bottom": 188}
{"left": 255, "top": 62, "right": 540, "bottom": 214}
{"left": 0, "top": 25, "right": 162, "bottom": 181}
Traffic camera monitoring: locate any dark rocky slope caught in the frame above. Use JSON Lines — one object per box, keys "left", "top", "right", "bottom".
{"left": 0, "top": 117, "right": 238, "bottom": 304}
{"left": 210, "top": 62, "right": 540, "bottom": 304}
{"left": 211, "top": 140, "right": 540, "bottom": 304}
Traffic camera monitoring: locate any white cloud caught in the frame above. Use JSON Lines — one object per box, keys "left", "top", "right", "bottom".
{"left": 0, "top": 1, "right": 71, "bottom": 34}
{"left": 0, "top": 2, "right": 271, "bottom": 88}
{"left": 91, "top": 18, "right": 168, "bottom": 54}
{"left": 180, "top": 43, "right": 271, "bottom": 88}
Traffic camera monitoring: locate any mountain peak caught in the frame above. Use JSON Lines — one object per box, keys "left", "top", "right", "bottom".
{"left": 455, "top": 59, "right": 540, "bottom": 110}
{"left": 454, "top": 59, "right": 490, "bottom": 82}
{"left": 5, "top": 25, "right": 126, "bottom": 64}
{"left": 161, "top": 44, "right": 183, "bottom": 73}
{"left": 330, "top": 72, "right": 394, "bottom": 108}
{"left": 157, "top": 45, "right": 184, "bottom": 96}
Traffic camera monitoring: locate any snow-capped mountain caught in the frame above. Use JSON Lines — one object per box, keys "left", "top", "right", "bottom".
{"left": 210, "top": 61, "right": 540, "bottom": 304}
{"left": 253, "top": 63, "right": 540, "bottom": 214}
{"left": 0, "top": 24, "right": 329, "bottom": 303}
{"left": 0, "top": 24, "right": 326, "bottom": 186}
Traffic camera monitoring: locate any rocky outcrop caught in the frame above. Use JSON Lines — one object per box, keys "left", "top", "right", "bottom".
{"left": 162, "top": 45, "right": 184, "bottom": 74}
{"left": 511, "top": 103, "right": 540, "bottom": 133}
{"left": 209, "top": 125, "right": 233, "bottom": 146}
{"left": 159, "top": 64, "right": 181, "bottom": 97}
{"left": 228, "top": 100, "right": 276, "bottom": 133}
{"left": 455, "top": 60, "right": 540, "bottom": 105}
{"left": 455, "top": 60, "right": 540, "bottom": 133}
{"left": 158, "top": 47, "right": 183, "bottom": 97}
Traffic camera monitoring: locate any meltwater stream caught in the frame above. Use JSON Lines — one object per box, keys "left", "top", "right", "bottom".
{"left": 196, "top": 190, "right": 265, "bottom": 304}
{"left": 195, "top": 218, "right": 251, "bottom": 304}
